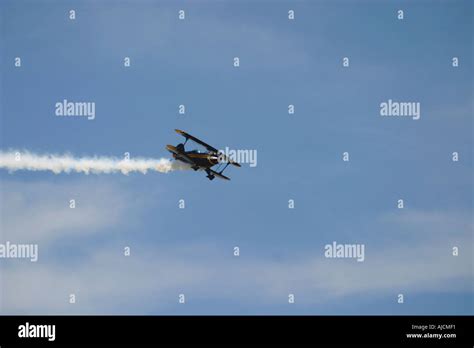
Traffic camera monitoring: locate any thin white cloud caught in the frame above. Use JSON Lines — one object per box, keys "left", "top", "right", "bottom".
{"left": 0, "top": 180, "right": 472, "bottom": 314}
{"left": 1, "top": 234, "right": 471, "bottom": 314}
{"left": 0, "top": 180, "right": 126, "bottom": 244}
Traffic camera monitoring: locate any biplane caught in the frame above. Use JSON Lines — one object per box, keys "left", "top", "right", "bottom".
{"left": 166, "top": 129, "right": 241, "bottom": 181}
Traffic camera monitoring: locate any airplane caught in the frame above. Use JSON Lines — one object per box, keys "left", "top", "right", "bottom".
{"left": 166, "top": 129, "right": 241, "bottom": 181}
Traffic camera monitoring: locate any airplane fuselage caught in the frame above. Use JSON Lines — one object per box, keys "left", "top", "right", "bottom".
{"left": 166, "top": 145, "right": 218, "bottom": 169}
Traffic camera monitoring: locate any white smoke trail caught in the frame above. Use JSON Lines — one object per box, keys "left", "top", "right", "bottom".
{"left": 0, "top": 150, "right": 189, "bottom": 175}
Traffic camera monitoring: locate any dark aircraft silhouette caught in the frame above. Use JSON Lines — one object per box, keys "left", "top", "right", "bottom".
{"left": 166, "top": 129, "right": 241, "bottom": 181}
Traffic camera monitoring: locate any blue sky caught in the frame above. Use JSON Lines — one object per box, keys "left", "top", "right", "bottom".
{"left": 0, "top": 0, "right": 472, "bottom": 314}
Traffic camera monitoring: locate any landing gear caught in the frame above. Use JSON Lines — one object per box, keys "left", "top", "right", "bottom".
{"left": 205, "top": 169, "right": 215, "bottom": 180}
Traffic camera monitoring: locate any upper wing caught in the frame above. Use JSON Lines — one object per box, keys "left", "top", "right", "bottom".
{"left": 175, "top": 129, "right": 218, "bottom": 153}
